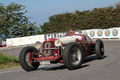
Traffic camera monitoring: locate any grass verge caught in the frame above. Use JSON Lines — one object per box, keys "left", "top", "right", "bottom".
{"left": 0, "top": 53, "right": 20, "bottom": 69}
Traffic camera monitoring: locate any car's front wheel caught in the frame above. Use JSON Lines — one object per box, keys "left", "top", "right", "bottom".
{"left": 19, "top": 46, "right": 39, "bottom": 71}
{"left": 63, "top": 42, "right": 83, "bottom": 70}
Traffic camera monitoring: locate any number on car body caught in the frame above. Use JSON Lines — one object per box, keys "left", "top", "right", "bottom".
{"left": 44, "top": 42, "right": 51, "bottom": 57}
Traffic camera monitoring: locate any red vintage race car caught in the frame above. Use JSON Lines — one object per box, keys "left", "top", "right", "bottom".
{"left": 19, "top": 33, "right": 104, "bottom": 71}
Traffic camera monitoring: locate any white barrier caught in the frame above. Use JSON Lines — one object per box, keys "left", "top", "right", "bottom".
{"left": 6, "top": 34, "right": 44, "bottom": 47}
{"left": 6, "top": 27, "right": 120, "bottom": 47}
{"left": 82, "top": 27, "right": 120, "bottom": 39}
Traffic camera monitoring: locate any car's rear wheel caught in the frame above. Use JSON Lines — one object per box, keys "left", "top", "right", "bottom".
{"left": 19, "top": 46, "right": 39, "bottom": 71}
{"left": 95, "top": 39, "right": 104, "bottom": 59}
{"left": 63, "top": 42, "right": 83, "bottom": 70}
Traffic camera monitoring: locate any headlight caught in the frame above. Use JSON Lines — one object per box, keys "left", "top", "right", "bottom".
{"left": 54, "top": 39, "right": 62, "bottom": 47}
{"left": 35, "top": 41, "right": 42, "bottom": 49}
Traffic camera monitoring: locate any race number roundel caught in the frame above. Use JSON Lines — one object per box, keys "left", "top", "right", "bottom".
{"left": 90, "top": 31, "right": 95, "bottom": 37}
{"left": 83, "top": 31, "right": 87, "bottom": 36}
{"left": 97, "top": 30, "right": 102, "bottom": 37}
{"left": 112, "top": 29, "right": 118, "bottom": 36}
{"left": 105, "top": 30, "right": 110, "bottom": 36}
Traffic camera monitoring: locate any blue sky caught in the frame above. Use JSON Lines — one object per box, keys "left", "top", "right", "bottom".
{"left": 0, "top": 0, "right": 120, "bottom": 27}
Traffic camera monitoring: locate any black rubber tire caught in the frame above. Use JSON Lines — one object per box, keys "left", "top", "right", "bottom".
{"left": 95, "top": 39, "right": 104, "bottom": 59}
{"left": 19, "top": 46, "right": 39, "bottom": 71}
{"left": 63, "top": 42, "right": 83, "bottom": 70}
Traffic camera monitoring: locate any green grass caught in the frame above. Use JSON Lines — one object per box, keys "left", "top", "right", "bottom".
{"left": 0, "top": 53, "right": 20, "bottom": 69}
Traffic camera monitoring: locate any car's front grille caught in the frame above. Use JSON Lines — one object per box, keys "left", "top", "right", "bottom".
{"left": 42, "top": 41, "right": 57, "bottom": 57}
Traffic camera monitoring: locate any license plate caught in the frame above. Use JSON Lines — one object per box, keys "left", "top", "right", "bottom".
{"left": 40, "top": 60, "right": 50, "bottom": 65}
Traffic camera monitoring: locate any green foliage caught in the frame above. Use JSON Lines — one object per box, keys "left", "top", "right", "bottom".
{"left": 40, "top": 3, "right": 120, "bottom": 34}
{"left": 27, "top": 26, "right": 35, "bottom": 36}
{"left": 9, "top": 25, "right": 36, "bottom": 37}
{"left": 0, "top": 2, "right": 35, "bottom": 38}
{"left": 22, "top": 25, "right": 28, "bottom": 36}
{"left": 0, "top": 53, "right": 19, "bottom": 64}
{"left": 36, "top": 29, "right": 41, "bottom": 34}
{"left": 9, "top": 25, "right": 23, "bottom": 37}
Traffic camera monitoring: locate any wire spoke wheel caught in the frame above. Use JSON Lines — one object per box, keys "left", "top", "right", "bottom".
{"left": 100, "top": 42, "right": 104, "bottom": 56}
{"left": 63, "top": 42, "right": 83, "bottom": 70}
{"left": 19, "top": 46, "right": 39, "bottom": 71}
{"left": 25, "top": 52, "right": 33, "bottom": 66}
{"left": 70, "top": 47, "right": 81, "bottom": 65}
{"left": 95, "top": 39, "right": 104, "bottom": 59}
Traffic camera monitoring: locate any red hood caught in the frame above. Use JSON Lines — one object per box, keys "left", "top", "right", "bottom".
{"left": 44, "top": 38, "right": 57, "bottom": 43}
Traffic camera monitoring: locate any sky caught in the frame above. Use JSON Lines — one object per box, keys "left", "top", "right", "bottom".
{"left": 0, "top": 0, "right": 120, "bottom": 27}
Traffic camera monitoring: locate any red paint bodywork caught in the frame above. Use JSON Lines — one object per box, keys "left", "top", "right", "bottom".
{"left": 32, "top": 34, "right": 95, "bottom": 63}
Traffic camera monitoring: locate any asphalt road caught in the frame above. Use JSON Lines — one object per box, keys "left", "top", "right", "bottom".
{"left": 0, "top": 41, "right": 120, "bottom": 80}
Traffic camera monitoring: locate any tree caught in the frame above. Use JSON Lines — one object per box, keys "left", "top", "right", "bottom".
{"left": 27, "top": 26, "right": 36, "bottom": 36}
{"left": 0, "top": 2, "right": 34, "bottom": 39}
{"left": 9, "top": 25, "right": 23, "bottom": 37}
{"left": 40, "top": 2, "right": 120, "bottom": 33}
{"left": 22, "top": 26, "right": 28, "bottom": 36}
{"left": 9, "top": 25, "right": 36, "bottom": 37}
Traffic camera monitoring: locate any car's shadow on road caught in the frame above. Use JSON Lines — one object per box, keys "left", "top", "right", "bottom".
{"left": 37, "top": 64, "right": 90, "bottom": 71}
{"left": 37, "top": 55, "right": 107, "bottom": 71}
{"left": 38, "top": 64, "right": 66, "bottom": 71}
{"left": 83, "top": 55, "right": 107, "bottom": 63}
